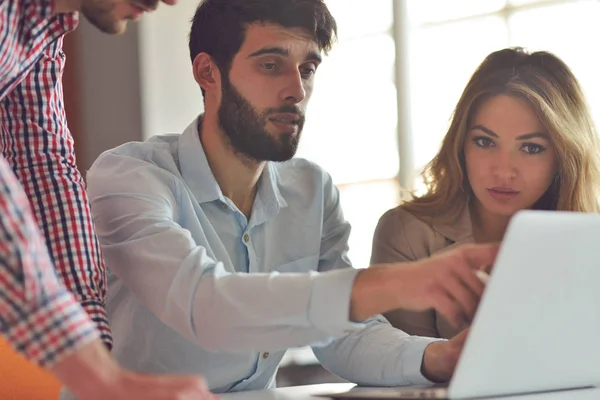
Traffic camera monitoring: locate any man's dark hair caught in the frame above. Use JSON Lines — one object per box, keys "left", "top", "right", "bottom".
{"left": 189, "top": 0, "right": 337, "bottom": 93}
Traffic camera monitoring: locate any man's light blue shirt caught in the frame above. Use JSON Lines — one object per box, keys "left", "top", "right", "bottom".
{"left": 86, "top": 117, "right": 438, "bottom": 393}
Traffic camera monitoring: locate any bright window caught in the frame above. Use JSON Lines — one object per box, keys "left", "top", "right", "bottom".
{"left": 407, "top": 0, "right": 600, "bottom": 193}
{"left": 296, "top": 0, "right": 397, "bottom": 269}
{"left": 290, "top": 0, "right": 600, "bottom": 270}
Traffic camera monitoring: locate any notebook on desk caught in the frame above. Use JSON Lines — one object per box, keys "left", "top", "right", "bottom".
{"left": 317, "top": 211, "right": 600, "bottom": 399}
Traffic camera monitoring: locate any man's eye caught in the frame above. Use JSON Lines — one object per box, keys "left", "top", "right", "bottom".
{"left": 262, "top": 63, "right": 278, "bottom": 71}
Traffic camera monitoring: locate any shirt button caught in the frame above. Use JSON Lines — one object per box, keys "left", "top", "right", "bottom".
{"left": 243, "top": 233, "right": 250, "bottom": 243}
{"left": 262, "top": 352, "right": 269, "bottom": 359}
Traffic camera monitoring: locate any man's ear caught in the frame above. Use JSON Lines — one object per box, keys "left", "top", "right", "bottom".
{"left": 192, "top": 53, "right": 220, "bottom": 92}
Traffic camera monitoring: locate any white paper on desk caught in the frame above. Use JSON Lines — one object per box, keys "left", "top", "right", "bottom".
{"left": 314, "top": 385, "right": 447, "bottom": 399}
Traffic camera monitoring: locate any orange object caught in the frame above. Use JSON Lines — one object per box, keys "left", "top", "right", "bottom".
{"left": 0, "top": 338, "right": 61, "bottom": 400}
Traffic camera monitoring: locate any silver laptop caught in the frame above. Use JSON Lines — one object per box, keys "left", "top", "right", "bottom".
{"left": 319, "top": 210, "right": 600, "bottom": 399}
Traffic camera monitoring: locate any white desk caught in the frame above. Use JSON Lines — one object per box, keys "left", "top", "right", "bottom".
{"left": 219, "top": 383, "right": 600, "bottom": 400}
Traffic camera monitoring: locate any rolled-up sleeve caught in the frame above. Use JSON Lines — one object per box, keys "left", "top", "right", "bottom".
{"left": 0, "top": 157, "right": 98, "bottom": 367}
{"left": 0, "top": 37, "right": 110, "bottom": 347}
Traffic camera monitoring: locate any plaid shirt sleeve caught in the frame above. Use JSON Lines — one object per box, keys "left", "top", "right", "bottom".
{"left": 0, "top": 36, "right": 112, "bottom": 347}
{"left": 0, "top": 155, "right": 99, "bottom": 367}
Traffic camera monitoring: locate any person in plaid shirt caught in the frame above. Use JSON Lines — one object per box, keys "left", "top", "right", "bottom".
{"left": 0, "top": 1, "right": 216, "bottom": 399}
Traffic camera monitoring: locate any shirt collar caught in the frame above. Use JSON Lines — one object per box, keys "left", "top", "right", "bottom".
{"left": 252, "top": 162, "right": 288, "bottom": 226}
{"left": 178, "top": 115, "right": 287, "bottom": 221}
{"left": 431, "top": 202, "right": 473, "bottom": 243}
{"left": 178, "top": 116, "right": 223, "bottom": 204}
{"left": 42, "top": 0, "right": 79, "bottom": 30}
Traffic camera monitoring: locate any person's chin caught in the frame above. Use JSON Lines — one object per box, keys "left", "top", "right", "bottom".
{"left": 266, "top": 152, "right": 296, "bottom": 163}
{"left": 481, "top": 200, "right": 522, "bottom": 218}
{"left": 92, "top": 20, "right": 128, "bottom": 35}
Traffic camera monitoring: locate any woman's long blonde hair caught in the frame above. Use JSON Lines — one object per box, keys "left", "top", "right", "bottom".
{"left": 403, "top": 47, "right": 600, "bottom": 222}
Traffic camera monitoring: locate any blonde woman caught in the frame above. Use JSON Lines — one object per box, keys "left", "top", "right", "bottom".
{"left": 371, "top": 47, "right": 600, "bottom": 339}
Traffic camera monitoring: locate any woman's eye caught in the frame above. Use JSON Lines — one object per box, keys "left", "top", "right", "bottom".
{"left": 522, "top": 143, "right": 546, "bottom": 155}
{"left": 473, "top": 137, "right": 494, "bottom": 148}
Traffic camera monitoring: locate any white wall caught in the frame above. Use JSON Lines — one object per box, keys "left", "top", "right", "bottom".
{"left": 74, "top": 3, "right": 205, "bottom": 170}
{"left": 138, "top": 2, "right": 205, "bottom": 139}
{"left": 76, "top": 18, "right": 144, "bottom": 170}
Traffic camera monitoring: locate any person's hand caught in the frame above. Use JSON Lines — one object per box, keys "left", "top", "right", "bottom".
{"left": 86, "top": 369, "right": 219, "bottom": 400}
{"left": 387, "top": 243, "right": 497, "bottom": 328}
{"left": 421, "top": 329, "right": 469, "bottom": 383}
{"left": 50, "top": 339, "right": 219, "bottom": 400}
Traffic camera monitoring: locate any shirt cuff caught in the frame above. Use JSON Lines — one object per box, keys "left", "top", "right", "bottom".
{"left": 80, "top": 301, "right": 113, "bottom": 349}
{"left": 400, "top": 337, "right": 445, "bottom": 386}
{"left": 4, "top": 290, "right": 99, "bottom": 367}
{"left": 308, "top": 267, "right": 365, "bottom": 336}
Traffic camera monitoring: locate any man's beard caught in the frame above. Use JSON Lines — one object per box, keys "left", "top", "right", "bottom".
{"left": 217, "top": 76, "right": 305, "bottom": 163}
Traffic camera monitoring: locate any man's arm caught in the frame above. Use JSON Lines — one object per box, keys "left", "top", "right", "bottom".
{"left": 309, "top": 174, "right": 437, "bottom": 386}
{"left": 350, "top": 245, "right": 496, "bottom": 325}
{"left": 0, "top": 155, "right": 215, "bottom": 399}
{"left": 312, "top": 174, "right": 494, "bottom": 385}
{"left": 314, "top": 171, "right": 496, "bottom": 328}
{"left": 0, "top": 37, "right": 111, "bottom": 345}
{"left": 87, "top": 153, "right": 364, "bottom": 352}
{"left": 50, "top": 340, "right": 217, "bottom": 400}
{"left": 0, "top": 156, "right": 98, "bottom": 366}
{"left": 89, "top": 147, "right": 496, "bottom": 355}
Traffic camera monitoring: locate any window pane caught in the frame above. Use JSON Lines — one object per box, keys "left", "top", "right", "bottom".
{"left": 508, "top": 1, "right": 600, "bottom": 127}
{"left": 298, "top": 34, "right": 399, "bottom": 184}
{"left": 408, "top": 16, "right": 509, "bottom": 172}
{"left": 408, "top": 0, "right": 506, "bottom": 25}
{"left": 326, "top": 0, "right": 393, "bottom": 39}
{"left": 338, "top": 179, "right": 400, "bottom": 269}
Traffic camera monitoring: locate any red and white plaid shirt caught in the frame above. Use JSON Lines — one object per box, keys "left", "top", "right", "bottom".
{"left": 0, "top": 0, "right": 111, "bottom": 365}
